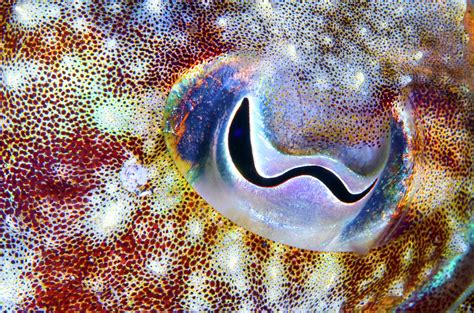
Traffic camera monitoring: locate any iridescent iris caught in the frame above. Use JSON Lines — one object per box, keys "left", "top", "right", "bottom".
{"left": 165, "top": 55, "right": 412, "bottom": 252}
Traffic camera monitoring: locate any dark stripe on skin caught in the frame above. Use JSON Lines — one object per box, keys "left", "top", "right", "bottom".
{"left": 228, "top": 98, "right": 377, "bottom": 203}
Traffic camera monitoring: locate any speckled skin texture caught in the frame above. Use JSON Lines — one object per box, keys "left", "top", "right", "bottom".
{"left": 0, "top": 1, "right": 472, "bottom": 311}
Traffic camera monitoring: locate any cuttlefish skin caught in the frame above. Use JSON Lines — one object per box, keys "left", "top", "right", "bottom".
{"left": 0, "top": 1, "right": 472, "bottom": 311}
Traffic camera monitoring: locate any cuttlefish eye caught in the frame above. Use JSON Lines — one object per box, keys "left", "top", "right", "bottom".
{"left": 165, "top": 55, "right": 411, "bottom": 252}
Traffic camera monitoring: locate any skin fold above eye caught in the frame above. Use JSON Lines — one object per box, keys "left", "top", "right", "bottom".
{"left": 0, "top": 1, "right": 472, "bottom": 311}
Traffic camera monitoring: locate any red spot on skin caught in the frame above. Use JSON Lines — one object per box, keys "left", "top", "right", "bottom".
{"left": 3, "top": 122, "right": 143, "bottom": 310}
{"left": 9, "top": 126, "right": 129, "bottom": 214}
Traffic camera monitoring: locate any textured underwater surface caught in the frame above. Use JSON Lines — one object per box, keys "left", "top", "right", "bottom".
{"left": 0, "top": 0, "right": 473, "bottom": 311}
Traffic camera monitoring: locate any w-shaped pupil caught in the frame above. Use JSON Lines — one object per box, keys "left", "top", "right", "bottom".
{"left": 228, "top": 98, "right": 376, "bottom": 203}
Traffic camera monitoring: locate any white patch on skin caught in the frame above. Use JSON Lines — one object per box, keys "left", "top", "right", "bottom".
{"left": 145, "top": 0, "right": 163, "bottom": 14}
{"left": 186, "top": 219, "right": 203, "bottom": 241}
{"left": 149, "top": 164, "right": 181, "bottom": 215}
{"left": 256, "top": 0, "right": 273, "bottom": 18}
{"left": 286, "top": 44, "right": 297, "bottom": 60}
{"left": 58, "top": 52, "right": 106, "bottom": 97}
{"left": 0, "top": 273, "right": 28, "bottom": 308}
{"left": 146, "top": 254, "right": 172, "bottom": 277}
{"left": 1, "top": 69, "right": 23, "bottom": 89}
{"left": 267, "top": 262, "right": 282, "bottom": 280}
{"left": 264, "top": 245, "right": 289, "bottom": 304}
{"left": 265, "top": 259, "right": 285, "bottom": 303}
{"left": 237, "top": 304, "right": 253, "bottom": 313}
{"left": 12, "top": 0, "right": 61, "bottom": 28}
{"left": 0, "top": 243, "right": 35, "bottom": 310}
{"left": 304, "top": 254, "right": 343, "bottom": 303}
{"left": 106, "top": 182, "right": 120, "bottom": 194}
{"left": 315, "top": 77, "right": 329, "bottom": 89}
{"left": 138, "top": 190, "right": 152, "bottom": 197}
{"left": 188, "top": 272, "right": 205, "bottom": 290}
{"left": 120, "top": 157, "right": 149, "bottom": 193}
{"left": 0, "top": 282, "right": 19, "bottom": 305}
{"left": 1, "top": 61, "right": 39, "bottom": 90}
{"left": 105, "top": 2, "right": 122, "bottom": 14}
{"left": 322, "top": 35, "right": 334, "bottom": 46}
{"left": 400, "top": 75, "right": 412, "bottom": 87}
{"left": 150, "top": 171, "right": 181, "bottom": 214}
{"left": 413, "top": 51, "right": 424, "bottom": 62}
{"left": 352, "top": 71, "right": 365, "bottom": 90}
{"left": 5, "top": 215, "right": 20, "bottom": 233}
{"left": 92, "top": 92, "right": 154, "bottom": 136}
{"left": 201, "top": 0, "right": 211, "bottom": 8}
{"left": 151, "top": 193, "right": 180, "bottom": 215}
{"left": 104, "top": 38, "right": 118, "bottom": 50}
{"left": 93, "top": 104, "right": 132, "bottom": 134}
{"left": 70, "top": 0, "right": 90, "bottom": 9}
{"left": 86, "top": 176, "right": 136, "bottom": 242}
{"left": 60, "top": 55, "right": 83, "bottom": 70}
{"left": 132, "top": 90, "right": 167, "bottom": 144}
{"left": 142, "top": 90, "right": 167, "bottom": 113}
{"left": 161, "top": 221, "right": 176, "bottom": 237}
{"left": 129, "top": 61, "right": 149, "bottom": 77}
{"left": 72, "top": 18, "right": 88, "bottom": 32}
{"left": 210, "top": 229, "right": 250, "bottom": 294}
{"left": 147, "top": 259, "right": 167, "bottom": 277}
{"left": 96, "top": 199, "right": 127, "bottom": 234}
{"left": 378, "top": 20, "right": 389, "bottom": 30}
{"left": 225, "top": 245, "right": 241, "bottom": 273}
{"left": 216, "top": 17, "right": 227, "bottom": 28}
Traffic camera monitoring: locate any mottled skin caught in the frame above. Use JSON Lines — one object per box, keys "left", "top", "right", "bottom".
{"left": 0, "top": 1, "right": 472, "bottom": 311}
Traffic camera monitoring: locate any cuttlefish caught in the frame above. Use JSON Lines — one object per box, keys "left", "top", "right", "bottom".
{"left": 1, "top": 1, "right": 472, "bottom": 311}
